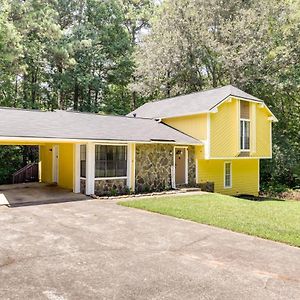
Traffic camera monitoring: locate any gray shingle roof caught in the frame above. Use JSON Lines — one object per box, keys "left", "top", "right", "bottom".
{"left": 128, "top": 85, "right": 263, "bottom": 119}
{"left": 0, "top": 108, "right": 200, "bottom": 144}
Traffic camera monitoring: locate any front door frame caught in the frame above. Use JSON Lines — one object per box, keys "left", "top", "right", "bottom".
{"left": 173, "top": 146, "right": 188, "bottom": 186}
{"left": 52, "top": 145, "right": 59, "bottom": 184}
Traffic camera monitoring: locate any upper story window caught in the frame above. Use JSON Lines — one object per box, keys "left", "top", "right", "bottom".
{"left": 95, "top": 145, "right": 127, "bottom": 178}
{"left": 240, "top": 101, "right": 250, "bottom": 151}
{"left": 240, "top": 120, "right": 250, "bottom": 150}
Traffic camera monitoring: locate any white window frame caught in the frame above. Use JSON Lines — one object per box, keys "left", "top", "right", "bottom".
{"left": 79, "top": 144, "right": 87, "bottom": 180}
{"left": 79, "top": 142, "right": 135, "bottom": 195}
{"left": 224, "top": 162, "right": 232, "bottom": 189}
{"left": 240, "top": 118, "right": 250, "bottom": 151}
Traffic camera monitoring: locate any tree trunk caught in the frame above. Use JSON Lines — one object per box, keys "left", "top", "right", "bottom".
{"left": 130, "top": 26, "right": 137, "bottom": 110}
{"left": 87, "top": 87, "right": 92, "bottom": 111}
{"left": 73, "top": 81, "right": 79, "bottom": 110}
{"left": 166, "top": 70, "right": 171, "bottom": 98}
{"left": 31, "top": 68, "right": 37, "bottom": 106}
{"left": 23, "top": 73, "right": 28, "bottom": 106}
{"left": 14, "top": 76, "right": 18, "bottom": 107}
{"left": 15, "top": 76, "right": 18, "bottom": 98}
{"left": 131, "top": 91, "right": 137, "bottom": 110}
{"left": 58, "top": 64, "right": 64, "bottom": 109}
{"left": 94, "top": 90, "right": 99, "bottom": 109}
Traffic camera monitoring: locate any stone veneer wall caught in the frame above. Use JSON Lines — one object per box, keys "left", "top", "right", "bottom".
{"left": 135, "top": 144, "right": 197, "bottom": 193}
{"left": 94, "top": 179, "right": 128, "bottom": 196}
{"left": 80, "top": 179, "right": 86, "bottom": 194}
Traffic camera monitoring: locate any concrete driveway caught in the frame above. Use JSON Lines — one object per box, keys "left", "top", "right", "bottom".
{"left": 0, "top": 182, "right": 88, "bottom": 206}
{"left": 0, "top": 199, "right": 299, "bottom": 300}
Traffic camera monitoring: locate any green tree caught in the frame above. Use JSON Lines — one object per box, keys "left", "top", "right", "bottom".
{"left": 0, "top": 0, "right": 23, "bottom": 106}
{"left": 120, "top": 0, "right": 155, "bottom": 109}
{"left": 48, "top": 0, "right": 133, "bottom": 113}
{"left": 0, "top": 0, "right": 134, "bottom": 113}
{"left": 134, "top": 0, "right": 300, "bottom": 188}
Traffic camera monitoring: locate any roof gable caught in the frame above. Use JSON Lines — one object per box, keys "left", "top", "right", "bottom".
{"left": 127, "top": 85, "right": 264, "bottom": 119}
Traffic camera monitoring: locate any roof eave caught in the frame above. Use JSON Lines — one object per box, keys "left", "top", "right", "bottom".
{"left": 209, "top": 94, "right": 263, "bottom": 111}
{"left": 210, "top": 95, "right": 278, "bottom": 121}
{"left": 0, "top": 136, "right": 202, "bottom": 145}
{"left": 160, "top": 111, "right": 210, "bottom": 120}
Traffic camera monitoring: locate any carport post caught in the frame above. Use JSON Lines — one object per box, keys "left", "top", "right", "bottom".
{"left": 73, "top": 144, "right": 81, "bottom": 193}
{"left": 85, "top": 143, "right": 95, "bottom": 195}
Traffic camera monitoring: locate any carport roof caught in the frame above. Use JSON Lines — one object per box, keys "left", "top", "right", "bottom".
{"left": 0, "top": 108, "right": 201, "bottom": 145}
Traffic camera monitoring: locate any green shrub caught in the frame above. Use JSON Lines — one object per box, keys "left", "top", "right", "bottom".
{"left": 261, "top": 182, "right": 288, "bottom": 195}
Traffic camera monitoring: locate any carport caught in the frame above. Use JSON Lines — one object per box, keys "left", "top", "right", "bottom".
{"left": 0, "top": 140, "right": 75, "bottom": 183}
{"left": 0, "top": 134, "right": 83, "bottom": 206}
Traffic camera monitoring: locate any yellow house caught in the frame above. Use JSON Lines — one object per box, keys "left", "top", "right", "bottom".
{"left": 129, "top": 85, "right": 277, "bottom": 196}
{"left": 0, "top": 85, "right": 276, "bottom": 197}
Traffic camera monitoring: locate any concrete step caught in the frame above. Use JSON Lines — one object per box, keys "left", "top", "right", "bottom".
{"left": 179, "top": 187, "right": 202, "bottom": 193}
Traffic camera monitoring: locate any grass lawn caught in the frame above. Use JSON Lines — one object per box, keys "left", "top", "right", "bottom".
{"left": 119, "top": 193, "right": 300, "bottom": 247}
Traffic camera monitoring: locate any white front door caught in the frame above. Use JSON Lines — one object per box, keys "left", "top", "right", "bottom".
{"left": 52, "top": 145, "right": 59, "bottom": 183}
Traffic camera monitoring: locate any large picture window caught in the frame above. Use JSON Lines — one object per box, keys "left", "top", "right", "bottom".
{"left": 95, "top": 145, "right": 127, "bottom": 178}
{"left": 240, "top": 119, "right": 250, "bottom": 150}
{"left": 80, "top": 145, "right": 86, "bottom": 178}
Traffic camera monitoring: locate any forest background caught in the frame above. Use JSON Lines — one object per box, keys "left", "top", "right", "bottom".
{"left": 0, "top": 0, "right": 299, "bottom": 193}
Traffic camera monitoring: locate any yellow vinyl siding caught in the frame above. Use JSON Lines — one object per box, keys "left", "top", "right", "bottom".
{"left": 210, "top": 99, "right": 239, "bottom": 157}
{"left": 256, "top": 106, "right": 272, "bottom": 157}
{"left": 250, "top": 102, "right": 257, "bottom": 155}
{"left": 195, "top": 145, "right": 205, "bottom": 160}
{"left": 163, "top": 114, "right": 207, "bottom": 140}
{"left": 40, "top": 143, "right": 74, "bottom": 190}
{"left": 198, "top": 158, "right": 259, "bottom": 196}
{"left": 210, "top": 98, "right": 272, "bottom": 159}
{"left": 40, "top": 144, "right": 53, "bottom": 183}
{"left": 58, "top": 143, "right": 74, "bottom": 190}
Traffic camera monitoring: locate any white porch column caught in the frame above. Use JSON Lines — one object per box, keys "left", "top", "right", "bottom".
{"left": 73, "top": 144, "right": 81, "bottom": 193}
{"left": 127, "top": 143, "right": 136, "bottom": 192}
{"left": 38, "top": 145, "right": 42, "bottom": 183}
{"left": 85, "top": 142, "right": 95, "bottom": 195}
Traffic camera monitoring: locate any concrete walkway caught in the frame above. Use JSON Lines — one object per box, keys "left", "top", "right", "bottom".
{"left": 0, "top": 199, "right": 299, "bottom": 299}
